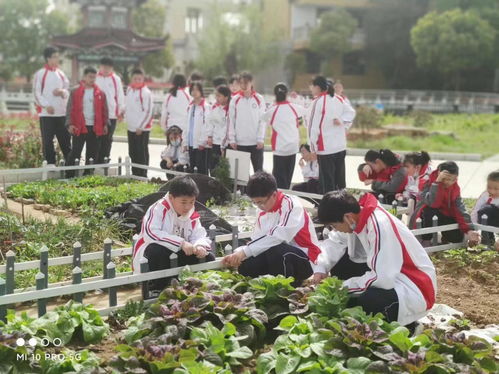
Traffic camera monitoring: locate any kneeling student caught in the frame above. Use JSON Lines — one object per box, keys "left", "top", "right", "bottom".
{"left": 222, "top": 172, "right": 321, "bottom": 286}
{"left": 132, "top": 176, "right": 215, "bottom": 291}
{"left": 315, "top": 190, "right": 437, "bottom": 327}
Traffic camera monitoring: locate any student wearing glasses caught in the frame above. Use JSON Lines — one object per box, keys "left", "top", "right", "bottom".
{"left": 222, "top": 172, "right": 322, "bottom": 286}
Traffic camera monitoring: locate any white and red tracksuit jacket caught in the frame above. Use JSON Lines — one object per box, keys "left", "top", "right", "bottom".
{"left": 471, "top": 191, "right": 499, "bottom": 223}
{"left": 308, "top": 93, "right": 351, "bottom": 155}
{"left": 301, "top": 160, "right": 319, "bottom": 181}
{"left": 262, "top": 101, "right": 305, "bottom": 156}
{"left": 227, "top": 91, "right": 266, "bottom": 146}
{"left": 347, "top": 193, "right": 437, "bottom": 325}
{"left": 160, "top": 88, "right": 192, "bottom": 132}
{"left": 402, "top": 163, "right": 432, "bottom": 200}
{"left": 235, "top": 192, "right": 322, "bottom": 265}
{"left": 207, "top": 103, "right": 229, "bottom": 147}
{"left": 183, "top": 99, "right": 210, "bottom": 149}
{"left": 336, "top": 94, "right": 356, "bottom": 129}
{"left": 33, "top": 65, "right": 70, "bottom": 117}
{"left": 132, "top": 193, "right": 211, "bottom": 273}
{"left": 96, "top": 72, "right": 125, "bottom": 120}
{"left": 125, "top": 85, "right": 153, "bottom": 132}
{"left": 316, "top": 231, "right": 367, "bottom": 273}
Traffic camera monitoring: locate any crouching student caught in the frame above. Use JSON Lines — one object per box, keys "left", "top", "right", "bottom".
{"left": 358, "top": 149, "right": 407, "bottom": 204}
{"left": 315, "top": 190, "right": 437, "bottom": 327}
{"left": 398, "top": 151, "right": 432, "bottom": 202}
{"left": 292, "top": 144, "right": 320, "bottom": 194}
{"left": 410, "top": 161, "right": 480, "bottom": 247}
{"left": 132, "top": 176, "right": 215, "bottom": 292}
{"left": 222, "top": 172, "right": 321, "bottom": 286}
{"left": 471, "top": 171, "right": 499, "bottom": 246}
{"left": 160, "top": 125, "right": 189, "bottom": 172}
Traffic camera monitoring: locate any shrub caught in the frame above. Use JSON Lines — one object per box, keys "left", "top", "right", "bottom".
{"left": 0, "top": 121, "right": 45, "bottom": 169}
{"left": 354, "top": 106, "right": 382, "bottom": 136}
{"left": 410, "top": 110, "right": 433, "bottom": 127}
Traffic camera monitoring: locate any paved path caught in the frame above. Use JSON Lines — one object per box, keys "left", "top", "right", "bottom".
{"left": 108, "top": 142, "right": 498, "bottom": 199}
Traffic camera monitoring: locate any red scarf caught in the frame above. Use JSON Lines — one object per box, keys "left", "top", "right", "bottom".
{"left": 70, "top": 82, "right": 107, "bottom": 136}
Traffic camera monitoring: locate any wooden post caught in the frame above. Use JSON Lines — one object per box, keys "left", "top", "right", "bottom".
{"left": 415, "top": 217, "right": 422, "bottom": 241}
{"left": 224, "top": 244, "right": 233, "bottom": 256}
{"left": 72, "top": 266, "right": 83, "bottom": 303}
{"left": 232, "top": 225, "right": 239, "bottom": 251}
{"left": 106, "top": 262, "right": 117, "bottom": 307}
{"left": 169, "top": 252, "right": 178, "bottom": 269}
{"left": 41, "top": 160, "right": 48, "bottom": 181}
{"left": 104, "top": 157, "right": 109, "bottom": 176}
{"left": 35, "top": 272, "right": 47, "bottom": 317}
{"left": 88, "top": 158, "right": 94, "bottom": 176}
{"left": 125, "top": 156, "right": 131, "bottom": 177}
{"left": 139, "top": 257, "right": 150, "bottom": 300}
{"left": 118, "top": 156, "right": 122, "bottom": 176}
{"left": 39, "top": 245, "right": 49, "bottom": 289}
{"left": 59, "top": 159, "right": 65, "bottom": 179}
{"left": 102, "top": 238, "right": 112, "bottom": 279}
{"left": 5, "top": 250, "right": 15, "bottom": 294}
{"left": 74, "top": 159, "right": 80, "bottom": 178}
{"left": 193, "top": 166, "right": 198, "bottom": 174}
{"left": 377, "top": 193, "right": 384, "bottom": 204}
{"left": 209, "top": 224, "right": 217, "bottom": 253}
{"left": 233, "top": 158, "right": 239, "bottom": 201}
{"left": 431, "top": 215, "right": 439, "bottom": 246}
{"left": 0, "top": 278, "right": 6, "bottom": 321}
{"left": 480, "top": 214, "right": 491, "bottom": 247}
{"left": 391, "top": 200, "right": 398, "bottom": 217}
{"left": 73, "top": 242, "right": 82, "bottom": 269}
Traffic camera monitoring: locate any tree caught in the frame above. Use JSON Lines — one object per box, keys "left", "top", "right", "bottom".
{"left": 0, "top": 0, "right": 68, "bottom": 81}
{"left": 308, "top": 9, "right": 358, "bottom": 76}
{"left": 194, "top": 3, "right": 281, "bottom": 80}
{"left": 411, "top": 9, "right": 495, "bottom": 90}
{"left": 132, "top": 0, "right": 174, "bottom": 78}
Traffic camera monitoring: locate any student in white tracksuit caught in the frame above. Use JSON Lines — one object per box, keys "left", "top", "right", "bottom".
{"left": 33, "top": 47, "right": 71, "bottom": 164}
{"left": 334, "top": 81, "right": 356, "bottom": 130}
{"left": 316, "top": 191, "right": 437, "bottom": 327}
{"left": 227, "top": 72, "right": 266, "bottom": 172}
{"left": 206, "top": 85, "right": 231, "bottom": 172}
{"left": 292, "top": 144, "right": 320, "bottom": 194}
{"left": 471, "top": 171, "right": 499, "bottom": 246}
{"left": 183, "top": 82, "right": 210, "bottom": 175}
{"left": 96, "top": 57, "right": 125, "bottom": 163}
{"left": 262, "top": 83, "right": 305, "bottom": 189}
{"left": 222, "top": 172, "right": 322, "bottom": 286}
{"left": 125, "top": 68, "right": 153, "bottom": 177}
{"left": 160, "top": 74, "right": 192, "bottom": 132}
{"left": 308, "top": 76, "right": 355, "bottom": 193}
{"left": 132, "top": 177, "right": 215, "bottom": 292}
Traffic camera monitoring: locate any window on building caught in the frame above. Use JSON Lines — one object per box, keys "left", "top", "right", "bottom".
{"left": 185, "top": 8, "right": 203, "bottom": 34}
{"left": 342, "top": 51, "right": 366, "bottom": 75}
{"left": 111, "top": 7, "right": 128, "bottom": 29}
{"left": 88, "top": 6, "right": 106, "bottom": 28}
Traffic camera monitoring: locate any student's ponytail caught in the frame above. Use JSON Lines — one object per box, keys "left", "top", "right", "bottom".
{"left": 404, "top": 150, "right": 431, "bottom": 166}
{"left": 169, "top": 74, "right": 187, "bottom": 97}
{"left": 326, "top": 79, "right": 335, "bottom": 97}
{"left": 274, "top": 82, "right": 288, "bottom": 103}
{"left": 365, "top": 149, "right": 400, "bottom": 166}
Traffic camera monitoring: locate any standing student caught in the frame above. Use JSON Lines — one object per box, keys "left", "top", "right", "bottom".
{"left": 308, "top": 76, "right": 349, "bottom": 193}
{"left": 183, "top": 82, "right": 210, "bottom": 175}
{"left": 65, "top": 67, "right": 109, "bottom": 177}
{"left": 228, "top": 74, "right": 241, "bottom": 96}
{"left": 132, "top": 176, "right": 214, "bottom": 293}
{"left": 262, "top": 83, "right": 304, "bottom": 189}
{"left": 358, "top": 149, "right": 408, "bottom": 203}
{"left": 33, "top": 47, "right": 71, "bottom": 164}
{"left": 471, "top": 171, "right": 499, "bottom": 245}
{"left": 222, "top": 172, "right": 321, "bottom": 286}
{"left": 160, "top": 74, "right": 191, "bottom": 132}
{"left": 410, "top": 161, "right": 480, "bottom": 246}
{"left": 95, "top": 57, "right": 124, "bottom": 163}
{"left": 227, "top": 72, "right": 266, "bottom": 172}
{"left": 333, "top": 81, "right": 356, "bottom": 130}
{"left": 207, "top": 85, "right": 231, "bottom": 172}
{"left": 125, "top": 68, "right": 153, "bottom": 177}
{"left": 292, "top": 144, "right": 320, "bottom": 194}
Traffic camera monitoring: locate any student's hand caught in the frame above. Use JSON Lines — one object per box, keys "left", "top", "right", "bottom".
{"left": 52, "top": 88, "right": 63, "bottom": 97}
{"left": 103, "top": 126, "right": 109, "bottom": 135}
{"left": 256, "top": 142, "right": 264, "bottom": 150}
{"left": 166, "top": 160, "right": 173, "bottom": 169}
{"left": 136, "top": 128, "right": 143, "bottom": 135}
{"left": 230, "top": 143, "right": 237, "bottom": 150}
{"left": 333, "top": 119, "right": 342, "bottom": 126}
{"left": 312, "top": 272, "right": 328, "bottom": 285}
{"left": 362, "top": 164, "right": 372, "bottom": 177}
{"left": 299, "top": 158, "right": 305, "bottom": 168}
{"left": 68, "top": 125, "right": 76, "bottom": 135}
{"left": 364, "top": 179, "right": 373, "bottom": 186}
{"left": 46, "top": 106, "right": 55, "bottom": 115}
{"left": 222, "top": 250, "right": 246, "bottom": 268}
{"left": 436, "top": 170, "right": 451, "bottom": 183}
{"left": 467, "top": 231, "right": 481, "bottom": 247}
{"left": 181, "top": 241, "right": 196, "bottom": 256}
{"left": 194, "top": 246, "right": 209, "bottom": 259}
{"left": 207, "top": 137, "right": 213, "bottom": 147}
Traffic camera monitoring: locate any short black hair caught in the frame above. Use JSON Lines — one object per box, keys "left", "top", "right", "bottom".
{"left": 247, "top": 172, "right": 277, "bottom": 198}
{"left": 131, "top": 68, "right": 144, "bottom": 76}
{"left": 318, "top": 190, "right": 360, "bottom": 224}
{"left": 83, "top": 66, "right": 97, "bottom": 75}
{"left": 190, "top": 71, "right": 203, "bottom": 82}
{"left": 300, "top": 144, "right": 311, "bottom": 152}
{"left": 169, "top": 176, "right": 199, "bottom": 198}
{"left": 229, "top": 74, "right": 240, "bottom": 84}
{"left": 212, "top": 76, "right": 227, "bottom": 87}
{"left": 274, "top": 82, "right": 288, "bottom": 102}
{"left": 100, "top": 57, "right": 114, "bottom": 67}
{"left": 43, "top": 47, "right": 58, "bottom": 61}
{"left": 189, "top": 82, "right": 204, "bottom": 97}
{"left": 438, "top": 161, "right": 459, "bottom": 175}
{"left": 239, "top": 71, "right": 253, "bottom": 81}
{"left": 216, "top": 85, "right": 231, "bottom": 99}
{"left": 487, "top": 170, "right": 499, "bottom": 182}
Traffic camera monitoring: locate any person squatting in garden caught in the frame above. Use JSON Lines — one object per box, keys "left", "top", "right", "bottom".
{"left": 160, "top": 125, "right": 189, "bottom": 172}
{"left": 262, "top": 82, "right": 306, "bottom": 190}
{"left": 314, "top": 190, "right": 437, "bottom": 328}
{"left": 33, "top": 47, "right": 72, "bottom": 165}
{"left": 471, "top": 170, "right": 499, "bottom": 248}
{"left": 132, "top": 176, "right": 215, "bottom": 292}
{"left": 292, "top": 144, "right": 320, "bottom": 194}
{"left": 410, "top": 161, "right": 481, "bottom": 247}
{"left": 65, "top": 66, "right": 109, "bottom": 178}
{"left": 222, "top": 172, "right": 322, "bottom": 286}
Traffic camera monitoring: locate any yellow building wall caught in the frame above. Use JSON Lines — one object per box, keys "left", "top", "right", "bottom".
{"left": 261, "top": 0, "right": 291, "bottom": 39}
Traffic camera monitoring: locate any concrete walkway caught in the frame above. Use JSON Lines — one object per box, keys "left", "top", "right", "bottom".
{"left": 108, "top": 142, "right": 498, "bottom": 199}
